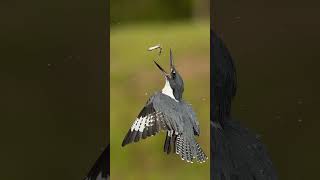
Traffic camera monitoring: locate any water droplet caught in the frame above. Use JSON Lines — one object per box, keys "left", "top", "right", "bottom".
{"left": 298, "top": 119, "right": 302, "bottom": 122}
{"left": 145, "top": 92, "right": 148, "bottom": 96}
{"left": 47, "top": 63, "right": 51, "bottom": 67}
{"left": 201, "top": 97, "right": 206, "bottom": 101}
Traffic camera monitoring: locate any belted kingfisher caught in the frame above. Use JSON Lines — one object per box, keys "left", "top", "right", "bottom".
{"left": 84, "top": 145, "right": 110, "bottom": 180}
{"left": 211, "top": 30, "right": 278, "bottom": 179}
{"left": 122, "top": 49, "right": 207, "bottom": 163}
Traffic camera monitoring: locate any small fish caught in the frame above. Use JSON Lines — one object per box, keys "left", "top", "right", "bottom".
{"left": 148, "top": 44, "right": 162, "bottom": 61}
{"left": 148, "top": 44, "right": 161, "bottom": 51}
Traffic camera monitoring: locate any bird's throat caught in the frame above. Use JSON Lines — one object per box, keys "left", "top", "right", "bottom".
{"left": 162, "top": 79, "right": 178, "bottom": 102}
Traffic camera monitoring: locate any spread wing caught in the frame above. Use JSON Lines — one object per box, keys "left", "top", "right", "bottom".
{"left": 122, "top": 93, "right": 182, "bottom": 147}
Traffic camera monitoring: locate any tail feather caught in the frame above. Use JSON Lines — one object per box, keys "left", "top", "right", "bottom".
{"left": 176, "top": 135, "right": 182, "bottom": 155}
{"left": 196, "top": 143, "right": 207, "bottom": 163}
{"left": 172, "top": 134, "right": 207, "bottom": 163}
{"left": 186, "top": 141, "right": 192, "bottom": 163}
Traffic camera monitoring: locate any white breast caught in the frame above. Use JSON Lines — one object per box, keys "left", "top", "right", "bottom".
{"left": 162, "top": 79, "right": 178, "bottom": 102}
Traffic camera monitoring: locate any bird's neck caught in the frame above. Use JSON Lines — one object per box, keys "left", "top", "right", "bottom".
{"left": 162, "top": 79, "right": 179, "bottom": 102}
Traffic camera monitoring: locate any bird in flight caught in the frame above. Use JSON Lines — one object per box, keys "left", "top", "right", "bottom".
{"left": 122, "top": 48, "right": 207, "bottom": 163}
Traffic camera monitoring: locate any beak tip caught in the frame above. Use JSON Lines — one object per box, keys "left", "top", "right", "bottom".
{"left": 169, "top": 48, "right": 174, "bottom": 68}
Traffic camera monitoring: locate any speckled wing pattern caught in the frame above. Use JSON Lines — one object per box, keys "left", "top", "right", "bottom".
{"left": 121, "top": 94, "right": 170, "bottom": 146}
{"left": 122, "top": 92, "right": 207, "bottom": 163}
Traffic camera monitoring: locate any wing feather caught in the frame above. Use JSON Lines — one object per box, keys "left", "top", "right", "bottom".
{"left": 122, "top": 93, "right": 180, "bottom": 147}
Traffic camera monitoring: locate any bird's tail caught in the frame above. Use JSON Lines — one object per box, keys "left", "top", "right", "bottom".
{"left": 211, "top": 119, "right": 278, "bottom": 180}
{"left": 163, "top": 131, "right": 207, "bottom": 163}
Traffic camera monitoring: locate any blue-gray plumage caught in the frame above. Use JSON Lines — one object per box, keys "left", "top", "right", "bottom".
{"left": 122, "top": 49, "right": 207, "bottom": 163}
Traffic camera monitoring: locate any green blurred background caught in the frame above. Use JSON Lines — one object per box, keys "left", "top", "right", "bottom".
{"left": 110, "top": 0, "right": 210, "bottom": 179}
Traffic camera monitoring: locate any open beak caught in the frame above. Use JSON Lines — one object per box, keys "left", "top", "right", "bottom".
{"left": 153, "top": 48, "right": 175, "bottom": 78}
{"left": 170, "top": 48, "right": 174, "bottom": 71}
{"left": 153, "top": 60, "right": 170, "bottom": 78}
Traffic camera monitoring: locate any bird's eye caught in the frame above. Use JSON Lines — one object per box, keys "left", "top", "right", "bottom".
{"left": 172, "top": 71, "right": 176, "bottom": 78}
